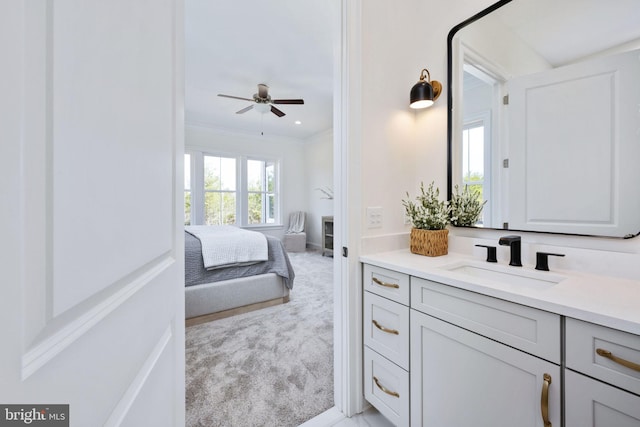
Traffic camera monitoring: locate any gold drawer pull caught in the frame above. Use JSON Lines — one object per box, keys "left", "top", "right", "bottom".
{"left": 596, "top": 348, "right": 640, "bottom": 372}
{"left": 372, "top": 277, "right": 400, "bottom": 289}
{"left": 373, "top": 376, "right": 400, "bottom": 398}
{"left": 541, "top": 373, "right": 552, "bottom": 427}
{"left": 372, "top": 319, "right": 399, "bottom": 335}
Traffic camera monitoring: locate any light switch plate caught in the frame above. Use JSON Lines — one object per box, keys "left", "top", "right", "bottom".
{"left": 366, "top": 207, "right": 383, "bottom": 228}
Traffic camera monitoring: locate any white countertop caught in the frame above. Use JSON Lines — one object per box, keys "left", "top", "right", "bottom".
{"left": 360, "top": 249, "right": 640, "bottom": 335}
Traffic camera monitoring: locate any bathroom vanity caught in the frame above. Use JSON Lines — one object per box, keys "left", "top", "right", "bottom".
{"left": 361, "top": 250, "right": 640, "bottom": 426}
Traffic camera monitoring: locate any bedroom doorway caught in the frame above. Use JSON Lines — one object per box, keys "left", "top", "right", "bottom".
{"left": 183, "top": 0, "right": 348, "bottom": 425}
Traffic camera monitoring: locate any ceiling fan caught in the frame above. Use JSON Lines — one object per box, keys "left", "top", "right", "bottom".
{"left": 218, "top": 83, "right": 304, "bottom": 117}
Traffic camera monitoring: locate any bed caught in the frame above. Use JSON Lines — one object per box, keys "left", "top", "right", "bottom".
{"left": 184, "top": 226, "right": 295, "bottom": 326}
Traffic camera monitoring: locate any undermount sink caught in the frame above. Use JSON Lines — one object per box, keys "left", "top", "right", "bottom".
{"left": 441, "top": 261, "right": 566, "bottom": 287}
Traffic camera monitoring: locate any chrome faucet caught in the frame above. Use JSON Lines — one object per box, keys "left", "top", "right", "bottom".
{"left": 498, "top": 235, "right": 522, "bottom": 267}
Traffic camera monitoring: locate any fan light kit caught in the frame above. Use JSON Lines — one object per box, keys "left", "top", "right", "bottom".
{"left": 254, "top": 103, "right": 271, "bottom": 114}
{"left": 218, "top": 83, "right": 304, "bottom": 117}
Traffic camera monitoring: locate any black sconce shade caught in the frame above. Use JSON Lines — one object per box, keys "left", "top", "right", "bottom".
{"left": 410, "top": 68, "right": 442, "bottom": 109}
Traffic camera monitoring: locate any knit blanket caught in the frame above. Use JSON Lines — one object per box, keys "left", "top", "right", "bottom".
{"left": 185, "top": 225, "right": 268, "bottom": 270}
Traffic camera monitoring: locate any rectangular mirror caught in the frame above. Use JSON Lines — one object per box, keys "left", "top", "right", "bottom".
{"left": 447, "top": 0, "right": 640, "bottom": 238}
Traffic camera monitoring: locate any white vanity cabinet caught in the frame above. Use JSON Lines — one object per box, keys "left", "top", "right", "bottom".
{"left": 361, "top": 257, "right": 640, "bottom": 427}
{"left": 565, "top": 318, "right": 640, "bottom": 426}
{"left": 409, "top": 277, "right": 561, "bottom": 427}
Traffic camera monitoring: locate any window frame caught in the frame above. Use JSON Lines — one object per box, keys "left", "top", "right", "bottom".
{"left": 184, "top": 150, "right": 282, "bottom": 228}
{"left": 184, "top": 153, "right": 192, "bottom": 226}
{"left": 202, "top": 154, "right": 238, "bottom": 226}
{"left": 245, "top": 157, "right": 279, "bottom": 226}
{"left": 462, "top": 110, "right": 492, "bottom": 226}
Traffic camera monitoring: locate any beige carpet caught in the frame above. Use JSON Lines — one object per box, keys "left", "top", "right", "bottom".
{"left": 185, "top": 250, "right": 334, "bottom": 427}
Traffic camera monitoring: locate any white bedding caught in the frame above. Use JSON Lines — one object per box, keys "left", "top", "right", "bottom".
{"left": 185, "top": 225, "right": 268, "bottom": 270}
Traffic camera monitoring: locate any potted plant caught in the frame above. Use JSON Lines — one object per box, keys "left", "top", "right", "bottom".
{"left": 402, "top": 182, "right": 450, "bottom": 256}
{"left": 449, "top": 184, "right": 487, "bottom": 227}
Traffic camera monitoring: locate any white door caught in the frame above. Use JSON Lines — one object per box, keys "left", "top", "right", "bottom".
{"left": 0, "top": 1, "right": 185, "bottom": 426}
{"left": 508, "top": 48, "right": 640, "bottom": 237}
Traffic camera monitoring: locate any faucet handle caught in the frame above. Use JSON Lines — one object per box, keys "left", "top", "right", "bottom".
{"left": 498, "top": 235, "right": 521, "bottom": 245}
{"left": 535, "top": 252, "right": 565, "bottom": 271}
{"left": 475, "top": 244, "right": 497, "bottom": 263}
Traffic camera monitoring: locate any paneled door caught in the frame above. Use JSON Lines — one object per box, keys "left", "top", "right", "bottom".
{"left": 0, "top": 1, "right": 185, "bottom": 426}
{"left": 507, "top": 48, "right": 640, "bottom": 237}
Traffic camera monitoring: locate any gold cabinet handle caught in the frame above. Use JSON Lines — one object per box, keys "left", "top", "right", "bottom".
{"left": 596, "top": 348, "right": 640, "bottom": 372}
{"left": 372, "top": 319, "right": 399, "bottom": 335}
{"left": 373, "top": 376, "right": 400, "bottom": 398}
{"left": 372, "top": 277, "right": 399, "bottom": 289}
{"left": 541, "top": 373, "right": 552, "bottom": 427}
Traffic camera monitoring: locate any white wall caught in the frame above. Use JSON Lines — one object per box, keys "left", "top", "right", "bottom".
{"left": 304, "top": 129, "right": 334, "bottom": 249}
{"left": 357, "top": 0, "right": 640, "bottom": 281}
{"left": 358, "top": 0, "right": 492, "bottom": 252}
{"left": 186, "top": 124, "right": 307, "bottom": 241}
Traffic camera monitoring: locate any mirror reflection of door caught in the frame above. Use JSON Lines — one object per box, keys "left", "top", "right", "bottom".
{"left": 461, "top": 65, "right": 502, "bottom": 227}
{"left": 507, "top": 48, "right": 640, "bottom": 236}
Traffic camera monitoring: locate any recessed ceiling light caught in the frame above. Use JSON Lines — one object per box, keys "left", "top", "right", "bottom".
{"left": 294, "top": 120, "right": 302, "bottom": 125}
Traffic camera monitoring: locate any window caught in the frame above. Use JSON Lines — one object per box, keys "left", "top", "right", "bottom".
{"left": 203, "top": 155, "right": 236, "bottom": 225}
{"left": 462, "top": 121, "right": 485, "bottom": 200}
{"left": 462, "top": 112, "right": 492, "bottom": 226}
{"left": 247, "top": 159, "right": 277, "bottom": 224}
{"left": 184, "top": 154, "right": 192, "bottom": 225}
{"left": 184, "top": 151, "right": 280, "bottom": 227}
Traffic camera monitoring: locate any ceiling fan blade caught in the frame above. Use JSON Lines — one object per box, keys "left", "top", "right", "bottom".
{"left": 258, "top": 84, "right": 269, "bottom": 99}
{"left": 272, "top": 99, "right": 305, "bottom": 105}
{"left": 236, "top": 105, "right": 254, "bottom": 114}
{"left": 218, "top": 94, "right": 253, "bottom": 102}
{"left": 270, "top": 106, "right": 286, "bottom": 117}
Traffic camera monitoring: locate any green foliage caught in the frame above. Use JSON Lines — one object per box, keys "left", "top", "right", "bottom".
{"left": 204, "top": 192, "right": 236, "bottom": 225}
{"left": 449, "top": 184, "right": 486, "bottom": 227}
{"left": 402, "top": 182, "right": 450, "bottom": 230}
{"left": 248, "top": 192, "right": 263, "bottom": 224}
{"left": 184, "top": 191, "right": 191, "bottom": 225}
{"left": 463, "top": 172, "right": 484, "bottom": 200}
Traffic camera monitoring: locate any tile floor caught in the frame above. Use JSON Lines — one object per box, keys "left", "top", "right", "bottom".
{"left": 300, "top": 406, "right": 394, "bottom": 427}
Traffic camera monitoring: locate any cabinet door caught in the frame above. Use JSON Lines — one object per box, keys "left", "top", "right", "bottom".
{"left": 410, "top": 310, "right": 560, "bottom": 427}
{"left": 565, "top": 370, "right": 640, "bottom": 427}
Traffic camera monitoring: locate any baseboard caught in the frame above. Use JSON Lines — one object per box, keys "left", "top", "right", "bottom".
{"left": 307, "top": 242, "right": 321, "bottom": 251}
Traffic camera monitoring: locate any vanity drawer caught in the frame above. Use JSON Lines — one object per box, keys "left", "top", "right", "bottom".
{"left": 363, "top": 264, "right": 410, "bottom": 305}
{"left": 364, "top": 346, "right": 409, "bottom": 427}
{"left": 364, "top": 291, "right": 409, "bottom": 370}
{"left": 566, "top": 318, "right": 640, "bottom": 395}
{"left": 411, "top": 277, "right": 561, "bottom": 363}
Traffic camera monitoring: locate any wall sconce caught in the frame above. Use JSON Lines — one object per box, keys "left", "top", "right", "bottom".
{"left": 410, "top": 68, "right": 442, "bottom": 109}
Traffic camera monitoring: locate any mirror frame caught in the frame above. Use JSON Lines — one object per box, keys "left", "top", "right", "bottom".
{"left": 445, "top": 0, "right": 638, "bottom": 239}
{"left": 446, "top": 0, "right": 511, "bottom": 202}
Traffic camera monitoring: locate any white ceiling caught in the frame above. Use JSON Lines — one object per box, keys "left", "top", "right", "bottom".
{"left": 185, "top": 0, "right": 335, "bottom": 140}
{"left": 496, "top": 0, "right": 640, "bottom": 67}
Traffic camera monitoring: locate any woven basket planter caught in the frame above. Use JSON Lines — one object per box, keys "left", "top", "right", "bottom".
{"left": 410, "top": 228, "right": 448, "bottom": 257}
